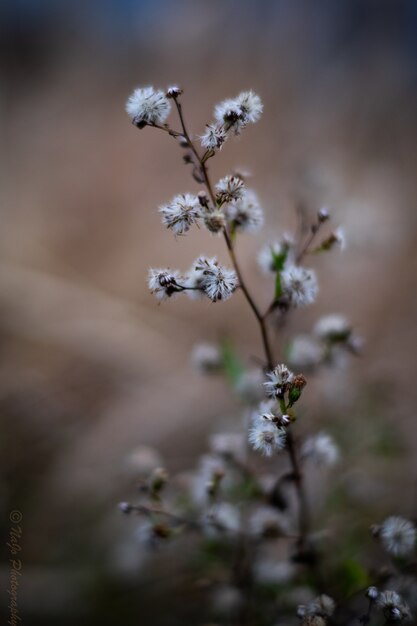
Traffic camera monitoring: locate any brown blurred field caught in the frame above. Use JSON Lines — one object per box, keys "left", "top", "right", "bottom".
{"left": 1, "top": 1, "right": 417, "bottom": 624}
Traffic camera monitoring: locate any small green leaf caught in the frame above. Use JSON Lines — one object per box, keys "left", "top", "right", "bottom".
{"left": 271, "top": 248, "right": 288, "bottom": 299}
{"left": 274, "top": 273, "right": 282, "bottom": 299}
{"left": 334, "top": 558, "right": 371, "bottom": 596}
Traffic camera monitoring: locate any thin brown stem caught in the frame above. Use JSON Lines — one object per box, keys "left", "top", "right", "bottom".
{"left": 223, "top": 228, "right": 274, "bottom": 370}
{"left": 172, "top": 97, "right": 217, "bottom": 206}
{"left": 296, "top": 221, "right": 324, "bottom": 263}
{"left": 157, "top": 95, "right": 311, "bottom": 552}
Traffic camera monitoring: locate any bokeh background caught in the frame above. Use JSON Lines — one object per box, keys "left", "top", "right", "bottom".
{"left": 1, "top": 0, "right": 417, "bottom": 624}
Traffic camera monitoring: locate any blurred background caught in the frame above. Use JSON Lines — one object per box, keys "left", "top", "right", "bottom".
{"left": 1, "top": 0, "right": 417, "bottom": 624}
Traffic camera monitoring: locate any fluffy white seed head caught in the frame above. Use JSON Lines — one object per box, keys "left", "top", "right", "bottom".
{"left": 248, "top": 418, "right": 286, "bottom": 456}
{"left": 289, "top": 335, "right": 324, "bottom": 370}
{"left": 226, "top": 190, "right": 264, "bottom": 233}
{"left": 200, "top": 123, "right": 228, "bottom": 150}
{"left": 193, "top": 256, "right": 238, "bottom": 302}
{"left": 204, "top": 502, "right": 241, "bottom": 537}
{"left": 126, "top": 86, "right": 171, "bottom": 126}
{"left": 314, "top": 314, "right": 351, "bottom": 341}
{"left": 214, "top": 90, "right": 263, "bottom": 134}
{"left": 263, "top": 364, "right": 294, "bottom": 398}
{"left": 302, "top": 432, "right": 340, "bottom": 467}
{"left": 281, "top": 265, "right": 318, "bottom": 308}
{"left": 148, "top": 268, "right": 183, "bottom": 300}
{"left": 209, "top": 432, "right": 246, "bottom": 462}
{"left": 191, "top": 342, "right": 223, "bottom": 373}
{"left": 308, "top": 595, "right": 336, "bottom": 617}
{"left": 215, "top": 175, "right": 245, "bottom": 203}
{"left": 237, "top": 90, "right": 263, "bottom": 123}
{"left": 249, "top": 505, "right": 290, "bottom": 538}
{"left": 159, "top": 193, "right": 201, "bottom": 235}
{"left": 377, "top": 590, "right": 411, "bottom": 621}
{"left": 380, "top": 517, "right": 416, "bottom": 557}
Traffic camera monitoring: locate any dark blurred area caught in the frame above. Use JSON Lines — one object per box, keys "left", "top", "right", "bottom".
{"left": 1, "top": 1, "right": 417, "bottom": 624}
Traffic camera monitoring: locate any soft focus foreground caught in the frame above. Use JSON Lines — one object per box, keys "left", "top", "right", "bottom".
{"left": 1, "top": 2, "right": 417, "bottom": 625}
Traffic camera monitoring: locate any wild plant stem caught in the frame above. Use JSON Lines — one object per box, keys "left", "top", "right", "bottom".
{"left": 168, "top": 96, "right": 310, "bottom": 550}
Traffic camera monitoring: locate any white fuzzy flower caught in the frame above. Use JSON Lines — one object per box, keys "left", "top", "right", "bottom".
{"left": 249, "top": 505, "right": 290, "bottom": 538}
{"left": 314, "top": 314, "right": 351, "bottom": 341}
{"left": 126, "top": 86, "right": 171, "bottom": 126}
{"left": 226, "top": 190, "right": 264, "bottom": 233}
{"left": 204, "top": 502, "right": 241, "bottom": 537}
{"left": 248, "top": 418, "right": 286, "bottom": 456}
{"left": 193, "top": 256, "right": 238, "bottom": 302}
{"left": 257, "top": 238, "right": 291, "bottom": 274}
{"left": 148, "top": 268, "right": 183, "bottom": 300}
{"left": 182, "top": 268, "right": 206, "bottom": 300}
{"left": 191, "top": 342, "right": 222, "bottom": 373}
{"left": 263, "top": 364, "right": 294, "bottom": 398}
{"left": 191, "top": 454, "right": 227, "bottom": 505}
{"left": 253, "top": 559, "right": 296, "bottom": 585}
{"left": 289, "top": 335, "right": 324, "bottom": 370}
{"left": 281, "top": 265, "right": 318, "bottom": 307}
{"left": 235, "top": 369, "right": 265, "bottom": 404}
{"left": 215, "top": 175, "right": 245, "bottom": 203}
{"left": 307, "top": 595, "right": 336, "bottom": 617}
{"left": 159, "top": 193, "right": 201, "bottom": 235}
{"left": 214, "top": 91, "right": 263, "bottom": 134}
{"left": 380, "top": 517, "right": 416, "bottom": 557}
{"left": 200, "top": 123, "right": 228, "bottom": 150}
{"left": 237, "top": 91, "right": 263, "bottom": 123}
{"left": 377, "top": 590, "right": 411, "bottom": 621}
{"left": 209, "top": 432, "right": 246, "bottom": 461}
{"left": 301, "top": 432, "right": 340, "bottom": 467}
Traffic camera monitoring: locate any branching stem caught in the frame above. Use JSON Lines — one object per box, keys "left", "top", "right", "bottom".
{"left": 147, "top": 94, "right": 311, "bottom": 552}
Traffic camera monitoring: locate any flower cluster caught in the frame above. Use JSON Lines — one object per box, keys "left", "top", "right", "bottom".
{"left": 120, "top": 83, "right": 414, "bottom": 626}
{"left": 200, "top": 90, "right": 263, "bottom": 150}
{"left": 126, "top": 86, "right": 171, "bottom": 127}
{"left": 148, "top": 257, "right": 238, "bottom": 302}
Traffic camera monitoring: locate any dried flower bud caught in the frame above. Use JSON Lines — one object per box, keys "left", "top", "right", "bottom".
{"left": 318, "top": 207, "right": 330, "bottom": 222}
{"left": 153, "top": 523, "right": 171, "bottom": 539}
{"left": 198, "top": 190, "right": 209, "bottom": 207}
{"left": 204, "top": 208, "right": 227, "bottom": 234}
{"left": 150, "top": 467, "right": 168, "bottom": 494}
{"left": 118, "top": 501, "right": 132, "bottom": 514}
{"left": 366, "top": 586, "right": 379, "bottom": 601}
{"left": 166, "top": 85, "right": 183, "bottom": 98}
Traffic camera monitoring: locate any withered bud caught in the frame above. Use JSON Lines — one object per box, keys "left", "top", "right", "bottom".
{"left": 293, "top": 374, "right": 307, "bottom": 389}
{"left": 150, "top": 467, "right": 168, "bottom": 494}
{"left": 318, "top": 207, "right": 330, "bottom": 223}
{"left": 166, "top": 86, "right": 183, "bottom": 98}
{"left": 198, "top": 190, "right": 209, "bottom": 207}
{"left": 153, "top": 523, "right": 171, "bottom": 539}
{"left": 204, "top": 210, "right": 226, "bottom": 234}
